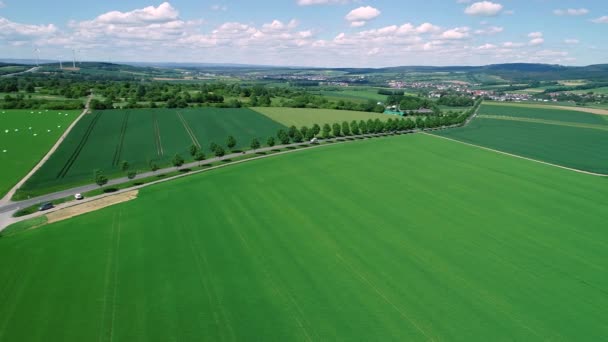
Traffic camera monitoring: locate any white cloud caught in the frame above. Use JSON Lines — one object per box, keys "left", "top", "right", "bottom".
{"left": 502, "top": 42, "right": 524, "bottom": 48}
{"left": 476, "top": 43, "right": 496, "bottom": 50}
{"left": 464, "top": 1, "right": 503, "bottom": 17}
{"left": 528, "top": 32, "right": 543, "bottom": 38}
{"left": 564, "top": 39, "right": 579, "bottom": 44}
{"left": 0, "top": 17, "right": 57, "bottom": 39}
{"left": 591, "top": 16, "right": 608, "bottom": 24}
{"left": 95, "top": 2, "right": 179, "bottom": 24}
{"left": 211, "top": 5, "right": 228, "bottom": 11}
{"left": 345, "top": 6, "right": 380, "bottom": 21}
{"left": 441, "top": 27, "right": 470, "bottom": 40}
{"left": 297, "top": 0, "right": 352, "bottom": 5}
{"left": 350, "top": 21, "right": 366, "bottom": 27}
{"left": 553, "top": 8, "right": 589, "bottom": 16}
{"left": 474, "top": 26, "right": 503, "bottom": 35}
{"left": 529, "top": 38, "right": 544, "bottom": 46}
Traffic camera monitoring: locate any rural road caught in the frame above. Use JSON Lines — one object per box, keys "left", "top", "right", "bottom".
{"left": 0, "top": 66, "right": 40, "bottom": 78}
{"left": 0, "top": 93, "right": 94, "bottom": 205}
{"left": 1, "top": 129, "right": 445, "bottom": 230}
{"left": 0, "top": 132, "right": 401, "bottom": 217}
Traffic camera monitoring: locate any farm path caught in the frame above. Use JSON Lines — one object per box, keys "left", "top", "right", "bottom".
{"left": 424, "top": 133, "right": 608, "bottom": 177}
{"left": 0, "top": 92, "right": 93, "bottom": 205}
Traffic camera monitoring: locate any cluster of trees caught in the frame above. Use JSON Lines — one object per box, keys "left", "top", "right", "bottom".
{"left": 386, "top": 94, "right": 436, "bottom": 111}
{"left": 377, "top": 89, "right": 405, "bottom": 96}
{"left": 437, "top": 95, "right": 475, "bottom": 107}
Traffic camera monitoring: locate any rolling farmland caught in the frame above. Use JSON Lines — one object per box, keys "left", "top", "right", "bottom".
{"left": 435, "top": 103, "right": 608, "bottom": 174}
{"left": 253, "top": 107, "right": 390, "bottom": 127}
{"left": 18, "top": 108, "right": 285, "bottom": 197}
{"left": 0, "top": 109, "right": 80, "bottom": 197}
{"left": 1, "top": 134, "right": 607, "bottom": 340}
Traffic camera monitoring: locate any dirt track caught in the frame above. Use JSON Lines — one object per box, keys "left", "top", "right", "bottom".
{"left": 46, "top": 190, "right": 138, "bottom": 224}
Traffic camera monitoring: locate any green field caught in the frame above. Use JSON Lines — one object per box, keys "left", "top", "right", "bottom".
{"left": 18, "top": 108, "right": 285, "bottom": 197}
{"left": 434, "top": 116, "right": 608, "bottom": 174}
{"left": 1, "top": 134, "right": 607, "bottom": 340}
{"left": 0, "top": 109, "right": 80, "bottom": 197}
{"left": 569, "top": 86, "right": 608, "bottom": 95}
{"left": 253, "top": 107, "right": 390, "bottom": 127}
{"left": 480, "top": 102, "right": 608, "bottom": 125}
{"left": 317, "top": 88, "right": 389, "bottom": 103}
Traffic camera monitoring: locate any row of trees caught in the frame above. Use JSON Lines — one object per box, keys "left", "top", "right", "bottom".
{"left": 92, "top": 100, "right": 482, "bottom": 187}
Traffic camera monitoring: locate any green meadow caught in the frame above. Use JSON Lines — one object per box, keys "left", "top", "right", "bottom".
{"left": 1, "top": 134, "right": 607, "bottom": 341}
{"left": 0, "top": 109, "right": 80, "bottom": 197}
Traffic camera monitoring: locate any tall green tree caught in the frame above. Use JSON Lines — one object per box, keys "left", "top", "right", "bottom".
{"left": 322, "top": 124, "right": 331, "bottom": 139}
{"left": 341, "top": 121, "right": 351, "bottom": 136}
{"left": 300, "top": 126, "right": 309, "bottom": 139}
{"left": 288, "top": 125, "right": 297, "bottom": 139}
{"left": 215, "top": 146, "right": 225, "bottom": 159}
{"left": 350, "top": 120, "right": 360, "bottom": 135}
{"left": 277, "top": 129, "right": 290, "bottom": 145}
{"left": 332, "top": 123, "right": 341, "bottom": 137}
{"left": 267, "top": 136, "right": 276, "bottom": 148}
{"left": 226, "top": 136, "right": 237, "bottom": 151}
{"left": 250, "top": 137, "right": 260, "bottom": 151}
{"left": 94, "top": 170, "right": 108, "bottom": 187}
{"left": 312, "top": 124, "right": 321, "bottom": 136}
{"left": 359, "top": 120, "right": 368, "bottom": 134}
{"left": 172, "top": 154, "right": 185, "bottom": 169}
{"left": 189, "top": 144, "right": 199, "bottom": 157}
{"left": 293, "top": 130, "right": 303, "bottom": 143}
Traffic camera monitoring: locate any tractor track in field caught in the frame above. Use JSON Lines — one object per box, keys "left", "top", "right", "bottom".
{"left": 177, "top": 112, "right": 201, "bottom": 149}
{"left": 153, "top": 114, "right": 164, "bottom": 157}
{"left": 112, "top": 112, "right": 130, "bottom": 167}
{"left": 56, "top": 111, "right": 103, "bottom": 179}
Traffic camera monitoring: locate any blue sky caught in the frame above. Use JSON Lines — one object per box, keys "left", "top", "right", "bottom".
{"left": 0, "top": 0, "right": 606, "bottom": 67}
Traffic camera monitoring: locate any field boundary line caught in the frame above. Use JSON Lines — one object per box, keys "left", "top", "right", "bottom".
{"left": 484, "top": 101, "right": 608, "bottom": 116}
{"left": 0, "top": 93, "right": 93, "bottom": 204}
{"left": 176, "top": 112, "right": 201, "bottom": 148}
{"left": 477, "top": 115, "right": 608, "bottom": 132}
{"left": 153, "top": 114, "right": 164, "bottom": 157}
{"left": 112, "top": 112, "right": 130, "bottom": 166}
{"left": 57, "top": 111, "right": 103, "bottom": 179}
{"left": 424, "top": 133, "right": 608, "bottom": 177}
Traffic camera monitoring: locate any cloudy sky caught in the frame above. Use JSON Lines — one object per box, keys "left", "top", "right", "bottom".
{"left": 0, "top": 0, "right": 606, "bottom": 67}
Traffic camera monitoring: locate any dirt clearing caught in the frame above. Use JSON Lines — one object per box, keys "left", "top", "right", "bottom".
{"left": 46, "top": 190, "right": 138, "bottom": 224}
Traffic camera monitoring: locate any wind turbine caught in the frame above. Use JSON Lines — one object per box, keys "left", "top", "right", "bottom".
{"left": 34, "top": 48, "right": 40, "bottom": 67}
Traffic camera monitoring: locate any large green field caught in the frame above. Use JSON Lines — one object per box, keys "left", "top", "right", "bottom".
{"left": 1, "top": 134, "right": 607, "bottom": 340}
{"left": 435, "top": 103, "right": 608, "bottom": 174}
{"left": 480, "top": 102, "right": 608, "bottom": 125}
{"left": 18, "top": 108, "right": 285, "bottom": 197}
{"left": 253, "top": 107, "right": 390, "bottom": 127}
{"left": 0, "top": 109, "right": 80, "bottom": 197}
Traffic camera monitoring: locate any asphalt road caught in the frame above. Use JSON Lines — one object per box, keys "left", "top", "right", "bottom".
{"left": 0, "top": 133, "right": 400, "bottom": 215}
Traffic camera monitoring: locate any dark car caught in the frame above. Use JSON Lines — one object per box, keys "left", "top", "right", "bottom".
{"left": 38, "top": 202, "right": 54, "bottom": 211}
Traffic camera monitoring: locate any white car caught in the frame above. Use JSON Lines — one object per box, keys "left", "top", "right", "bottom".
{"left": 310, "top": 138, "right": 318, "bottom": 144}
{"left": 74, "top": 193, "right": 84, "bottom": 200}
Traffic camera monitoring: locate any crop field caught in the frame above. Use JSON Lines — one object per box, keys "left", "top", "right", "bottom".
{"left": 18, "top": 108, "right": 285, "bottom": 196}
{"left": 317, "top": 88, "right": 389, "bottom": 103}
{"left": 484, "top": 101, "right": 608, "bottom": 116}
{"left": 434, "top": 114, "right": 608, "bottom": 174}
{"left": 1, "top": 134, "right": 607, "bottom": 341}
{"left": 253, "top": 107, "right": 390, "bottom": 127}
{"left": 480, "top": 102, "right": 608, "bottom": 125}
{"left": 0, "top": 109, "right": 80, "bottom": 197}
